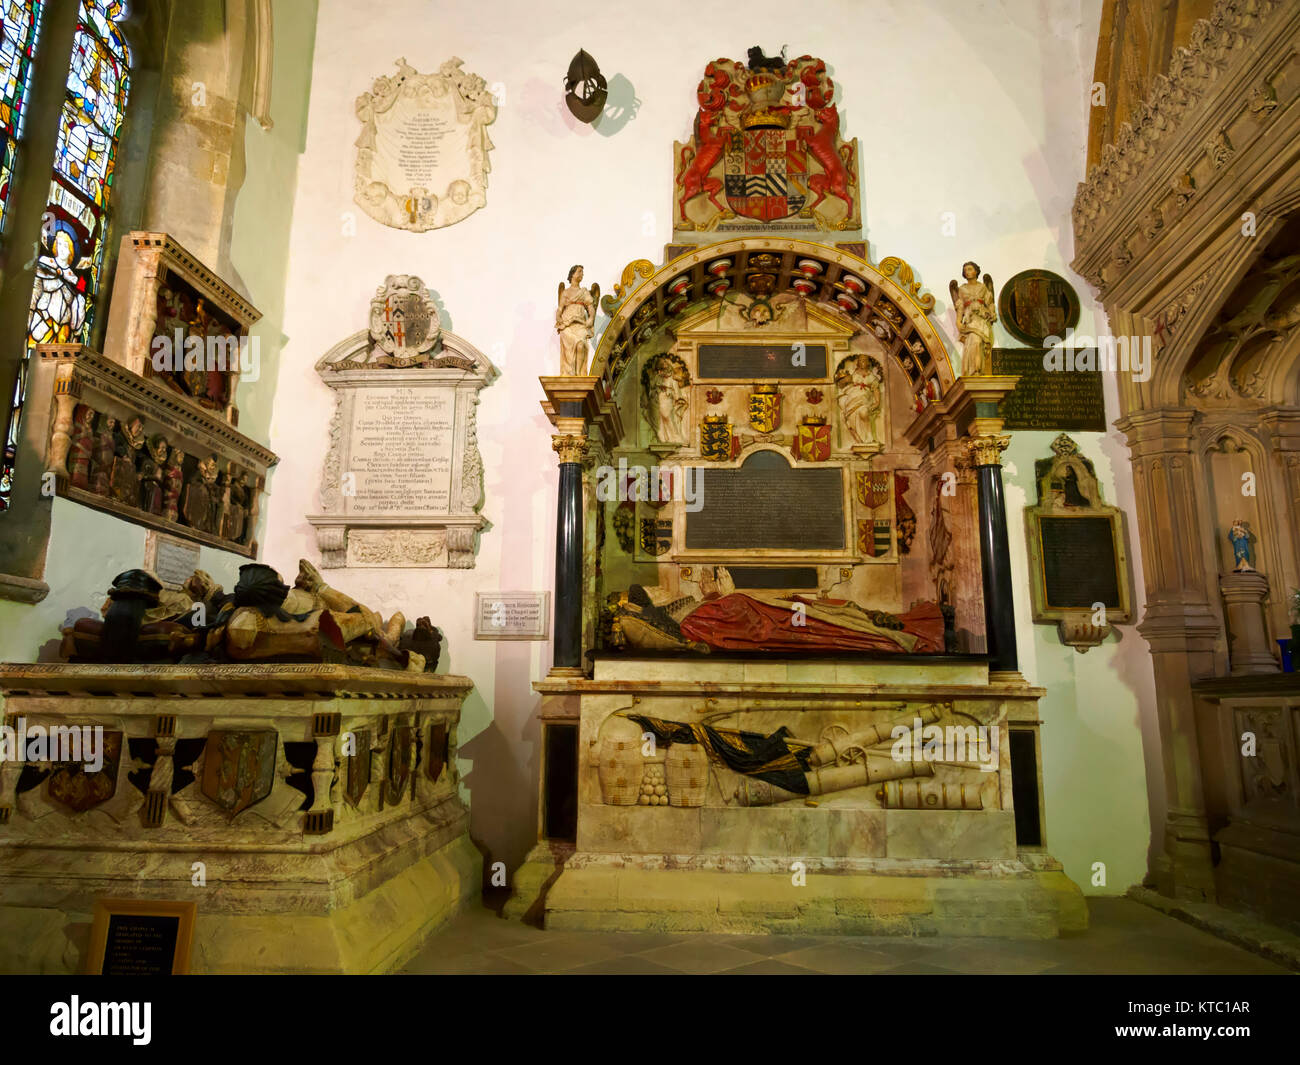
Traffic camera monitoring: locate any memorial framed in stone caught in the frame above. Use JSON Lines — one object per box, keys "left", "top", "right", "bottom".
{"left": 1024, "top": 434, "right": 1133, "bottom": 651}
{"left": 353, "top": 57, "right": 497, "bottom": 232}
{"left": 85, "top": 898, "right": 196, "bottom": 975}
{"left": 309, "top": 276, "right": 498, "bottom": 569}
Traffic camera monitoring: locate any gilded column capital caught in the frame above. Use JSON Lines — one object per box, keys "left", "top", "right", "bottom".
{"left": 962, "top": 433, "right": 1010, "bottom": 467}
{"left": 552, "top": 433, "right": 590, "bottom": 465}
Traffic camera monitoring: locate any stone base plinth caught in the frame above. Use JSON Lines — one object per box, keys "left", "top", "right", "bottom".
{"left": 542, "top": 857, "right": 1086, "bottom": 938}
{"left": 519, "top": 656, "right": 1086, "bottom": 937}
{"left": 0, "top": 663, "right": 482, "bottom": 973}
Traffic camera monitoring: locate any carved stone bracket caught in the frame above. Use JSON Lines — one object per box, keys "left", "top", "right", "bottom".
{"left": 1057, "top": 611, "right": 1111, "bottom": 653}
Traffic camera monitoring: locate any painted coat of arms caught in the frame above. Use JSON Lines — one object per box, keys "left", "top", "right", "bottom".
{"left": 345, "top": 726, "right": 372, "bottom": 807}
{"left": 384, "top": 725, "right": 415, "bottom": 806}
{"left": 673, "top": 49, "right": 860, "bottom": 233}
{"left": 748, "top": 385, "right": 782, "bottom": 432}
{"left": 366, "top": 275, "right": 441, "bottom": 367}
{"left": 201, "top": 730, "right": 277, "bottom": 817}
{"left": 701, "top": 415, "right": 739, "bottom": 460}
{"left": 856, "top": 470, "right": 891, "bottom": 510}
{"left": 639, "top": 516, "right": 674, "bottom": 556}
{"left": 47, "top": 732, "right": 123, "bottom": 813}
{"left": 793, "top": 418, "right": 831, "bottom": 461}
{"left": 858, "top": 518, "right": 893, "bottom": 558}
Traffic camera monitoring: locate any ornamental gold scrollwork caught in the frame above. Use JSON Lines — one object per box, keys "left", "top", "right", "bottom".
{"left": 600, "top": 259, "right": 657, "bottom": 316}
{"left": 879, "top": 256, "right": 936, "bottom": 313}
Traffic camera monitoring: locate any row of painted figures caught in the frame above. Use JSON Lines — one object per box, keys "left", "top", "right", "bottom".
{"left": 65, "top": 402, "right": 255, "bottom": 545}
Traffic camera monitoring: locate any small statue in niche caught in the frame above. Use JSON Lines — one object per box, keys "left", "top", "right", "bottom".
{"left": 205, "top": 321, "right": 234, "bottom": 410}
{"left": 89, "top": 413, "right": 117, "bottom": 496}
{"left": 556, "top": 265, "right": 600, "bottom": 375}
{"left": 1229, "top": 518, "right": 1256, "bottom": 572}
{"left": 139, "top": 434, "right": 168, "bottom": 515}
{"left": 181, "top": 298, "right": 210, "bottom": 403}
{"left": 641, "top": 353, "right": 690, "bottom": 444}
{"left": 162, "top": 447, "right": 185, "bottom": 523}
{"left": 109, "top": 416, "right": 146, "bottom": 507}
{"left": 67, "top": 404, "right": 96, "bottom": 490}
{"left": 182, "top": 454, "right": 218, "bottom": 532}
{"left": 834, "top": 354, "right": 884, "bottom": 446}
{"left": 949, "top": 261, "right": 996, "bottom": 377}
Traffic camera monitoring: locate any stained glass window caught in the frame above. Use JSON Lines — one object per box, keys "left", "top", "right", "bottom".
{"left": 2, "top": 0, "right": 128, "bottom": 510}
{"left": 0, "top": 1, "right": 44, "bottom": 232}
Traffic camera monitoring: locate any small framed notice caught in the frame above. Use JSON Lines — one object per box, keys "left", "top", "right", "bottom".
{"left": 86, "top": 899, "right": 196, "bottom": 975}
{"left": 144, "top": 531, "right": 200, "bottom": 589}
{"left": 474, "top": 592, "right": 550, "bottom": 640}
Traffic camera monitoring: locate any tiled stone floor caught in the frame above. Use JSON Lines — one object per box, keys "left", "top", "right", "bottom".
{"left": 401, "top": 897, "right": 1291, "bottom": 974}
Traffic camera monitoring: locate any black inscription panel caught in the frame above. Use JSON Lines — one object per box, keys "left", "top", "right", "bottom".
{"left": 991, "top": 348, "right": 1106, "bottom": 432}
{"left": 726, "top": 566, "right": 820, "bottom": 589}
{"left": 101, "top": 913, "right": 180, "bottom": 975}
{"left": 1038, "top": 515, "right": 1120, "bottom": 609}
{"left": 698, "top": 343, "right": 828, "bottom": 380}
{"left": 686, "top": 452, "right": 843, "bottom": 550}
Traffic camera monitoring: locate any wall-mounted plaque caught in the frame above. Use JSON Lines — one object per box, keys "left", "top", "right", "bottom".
{"left": 991, "top": 348, "right": 1106, "bottom": 432}
{"left": 474, "top": 592, "right": 550, "bottom": 639}
{"left": 86, "top": 898, "right": 195, "bottom": 975}
{"left": 144, "top": 531, "right": 201, "bottom": 588}
{"left": 997, "top": 269, "right": 1080, "bottom": 347}
{"left": 354, "top": 57, "right": 497, "bottom": 232}
{"left": 1024, "top": 434, "right": 1132, "bottom": 652}
{"left": 697, "top": 343, "right": 829, "bottom": 380}
{"left": 309, "top": 276, "right": 498, "bottom": 569}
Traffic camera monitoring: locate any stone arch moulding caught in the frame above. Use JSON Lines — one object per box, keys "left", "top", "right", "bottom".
{"left": 307, "top": 319, "right": 499, "bottom": 571}
{"left": 590, "top": 239, "right": 956, "bottom": 405}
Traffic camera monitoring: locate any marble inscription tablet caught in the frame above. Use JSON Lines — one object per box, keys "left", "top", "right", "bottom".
{"left": 347, "top": 387, "right": 454, "bottom": 515}
{"left": 685, "top": 452, "right": 844, "bottom": 550}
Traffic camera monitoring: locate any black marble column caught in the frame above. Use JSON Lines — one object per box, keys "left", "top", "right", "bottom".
{"left": 975, "top": 458, "right": 1018, "bottom": 672}
{"left": 553, "top": 461, "right": 583, "bottom": 669}
{"left": 552, "top": 406, "right": 586, "bottom": 671}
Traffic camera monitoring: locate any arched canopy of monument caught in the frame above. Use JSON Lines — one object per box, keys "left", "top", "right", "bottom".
{"left": 590, "top": 239, "right": 956, "bottom": 404}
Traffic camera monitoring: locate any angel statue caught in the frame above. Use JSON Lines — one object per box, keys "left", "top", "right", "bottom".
{"left": 949, "top": 261, "right": 996, "bottom": 377}
{"left": 556, "top": 265, "right": 600, "bottom": 376}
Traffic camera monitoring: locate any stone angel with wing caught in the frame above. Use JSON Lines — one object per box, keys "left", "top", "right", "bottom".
{"left": 949, "top": 261, "right": 996, "bottom": 377}
{"left": 556, "top": 265, "right": 600, "bottom": 376}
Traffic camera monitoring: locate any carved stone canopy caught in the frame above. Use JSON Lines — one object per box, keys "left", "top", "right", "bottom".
{"left": 309, "top": 295, "right": 498, "bottom": 570}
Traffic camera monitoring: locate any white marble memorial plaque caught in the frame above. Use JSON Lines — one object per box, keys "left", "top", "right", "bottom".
{"left": 474, "top": 592, "right": 550, "bottom": 640}
{"left": 354, "top": 58, "right": 496, "bottom": 232}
